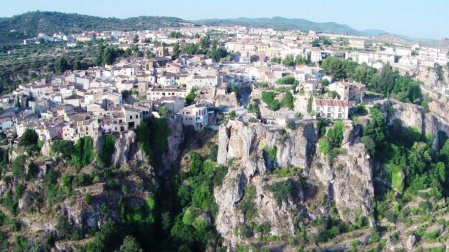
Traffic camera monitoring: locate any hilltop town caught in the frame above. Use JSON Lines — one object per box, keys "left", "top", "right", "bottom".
{"left": 2, "top": 25, "right": 448, "bottom": 142}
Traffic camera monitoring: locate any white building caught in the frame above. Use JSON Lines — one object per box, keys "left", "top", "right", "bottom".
{"left": 313, "top": 99, "right": 349, "bottom": 120}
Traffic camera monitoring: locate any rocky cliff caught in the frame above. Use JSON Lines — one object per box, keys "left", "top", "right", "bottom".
{"left": 111, "top": 117, "right": 184, "bottom": 172}
{"left": 112, "top": 131, "right": 147, "bottom": 168}
{"left": 214, "top": 119, "right": 374, "bottom": 247}
{"left": 378, "top": 99, "right": 449, "bottom": 149}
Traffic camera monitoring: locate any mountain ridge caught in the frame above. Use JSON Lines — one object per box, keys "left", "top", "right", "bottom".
{"left": 0, "top": 11, "right": 438, "bottom": 43}
{"left": 0, "top": 11, "right": 183, "bottom": 43}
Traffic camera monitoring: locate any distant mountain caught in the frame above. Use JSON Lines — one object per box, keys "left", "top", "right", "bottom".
{"left": 362, "top": 29, "right": 389, "bottom": 36}
{"left": 194, "top": 16, "right": 366, "bottom": 36}
{"left": 0, "top": 12, "right": 438, "bottom": 44}
{"left": 0, "top": 11, "right": 184, "bottom": 43}
{"left": 362, "top": 29, "right": 435, "bottom": 42}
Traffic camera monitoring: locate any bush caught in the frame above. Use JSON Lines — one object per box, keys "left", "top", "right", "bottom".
{"left": 99, "top": 135, "right": 115, "bottom": 167}
{"left": 19, "top": 128, "right": 38, "bottom": 147}
{"left": 281, "top": 92, "right": 295, "bottom": 110}
{"left": 268, "top": 179, "right": 298, "bottom": 206}
{"left": 51, "top": 140, "right": 75, "bottom": 160}
{"left": 11, "top": 155, "right": 26, "bottom": 181}
{"left": 239, "top": 185, "right": 257, "bottom": 220}
{"left": 276, "top": 76, "right": 298, "bottom": 85}
{"left": 263, "top": 146, "right": 277, "bottom": 169}
{"left": 72, "top": 137, "right": 95, "bottom": 170}
{"left": 350, "top": 240, "right": 360, "bottom": 248}
{"left": 287, "top": 120, "right": 296, "bottom": 129}
{"left": 136, "top": 118, "right": 172, "bottom": 168}
{"left": 185, "top": 87, "right": 197, "bottom": 105}
{"left": 207, "top": 144, "right": 219, "bottom": 162}
{"left": 120, "top": 235, "right": 143, "bottom": 252}
{"left": 84, "top": 193, "right": 92, "bottom": 204}
{"left": 27, "top": 162, "right": 39, "bottom": 181}
{"left": 262, "top": 91, "right": 281, "bottom": 111}
{"left": 55, "top": 215, "right": 70, "bottom": 239}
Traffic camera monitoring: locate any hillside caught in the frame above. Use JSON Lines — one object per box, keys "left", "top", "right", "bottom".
{"left": 194, "top": 16, "right": 366, "bottom": 35}
{"left": 0, "top": 11, "right": 184, "bottom": 43}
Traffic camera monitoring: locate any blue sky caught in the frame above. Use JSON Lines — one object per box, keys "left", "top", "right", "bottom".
{"left": 1, "top": 0, "right": 448, "bottom": 39}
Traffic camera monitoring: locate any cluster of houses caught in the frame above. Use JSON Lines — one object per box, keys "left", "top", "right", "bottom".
{"left": 0, "top": 52, "right": 225, "bottom": 141}
{"left": 5, "top": 24, "right": 448, "bottom": 144}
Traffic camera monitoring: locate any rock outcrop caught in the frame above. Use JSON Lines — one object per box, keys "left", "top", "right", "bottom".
{"left": 379, "top": 99, "right": 449, "bottom": 149}
{"left": 161, "top": 117, "right": 184, "bottom": 172}
{"left": 111, "top": 117, "right": 184, "bottom": 173}
{"left": 314, "top": 141, "right": 374, "bottom": 222}
{"left": 217, "top": 119, "right": 317, "bottom": 177}
{"left": 112, "top": 131, "right": 147, "bottom": 168}
{"left": 214, "top": 119, "right": 375, "bottom": 247}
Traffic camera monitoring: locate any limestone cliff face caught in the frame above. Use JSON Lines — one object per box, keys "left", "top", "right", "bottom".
{"left": 380, "top": 100, "right": 449, "bottom": 149}
{"left": 214, "top": 170, "right": 301, "bottom": 247}
{"left": 413, "top": 66, "right": 448, "bottom": 89}
{"left": 112, "top": 131, "right": 147, "bottom": 168}
{"left": 314, "top": 140, "right": 374, "bottom": 222}
{"left": 217, "top": 120, "right": 317, "bottom": 177}
{"left": 161, "top": 117, "right": 184, "bottom": 172}
{"left": 215, "top": 119, "right": 375, "bottom": 247}
{"left": 111, "top": 117, "right": 184, "bottom": 172}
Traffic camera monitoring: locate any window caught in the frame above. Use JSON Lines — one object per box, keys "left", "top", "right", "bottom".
{"left": 129, "top": 116, "right": 132, "bottom": 119}
{"left": 136, "top": 115, "right": 139, "bottom": 119}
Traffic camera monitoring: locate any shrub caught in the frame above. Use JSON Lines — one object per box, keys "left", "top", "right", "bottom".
{"left": 281, "top": 91, "right": 295, "bottom": 110}
{"left": 239, "top": 185, "right": 257, "bottom": 220}
{"left": 135, "top": 118, "right": 172, "bottom": 168}
{"left": 276, "top": 76, "right": 299, "bottom": 85}
{"left": 185, "top": 87, "right": 197, "bottom": 105}
{"left": 350, "top": 240, "right": 360, "bottom": 248}
{"left": 98, "top": 135, "right": 116, "bottom": 167}
{"left": 72, "top": 137, "right": 95, "bottom": 170}
{"left": 263, "top": 146, "right": 277, "bottom": 169}
{"left": 268, "top": 179, "right": 298, "bottom": 206}
{"left": 11, "top": 155, "right": 26, "bottom": 181}
{"left": 262, "top": 91, "right": 281, "bottom": 111}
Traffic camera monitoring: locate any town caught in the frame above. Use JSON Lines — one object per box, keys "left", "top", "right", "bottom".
{"left": 1, "top": 24, "right": 447, "bottom": 145}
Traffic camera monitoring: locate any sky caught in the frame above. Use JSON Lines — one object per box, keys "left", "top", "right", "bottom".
{"left": 1, "top": 0, "right": 448, "bottom": 39}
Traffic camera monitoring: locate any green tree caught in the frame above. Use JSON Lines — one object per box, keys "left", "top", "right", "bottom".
{"left": 99, "top": 135, "right": 115, "bottom": 167}
{"left": 307, "top": 97, "right": 313, "bottom": 114}
{"left": 55, "top": 215, "right": 70, "bottom": 239}
{"left": 51, "top": 140, "right": 75, "bottom": 160}
{"left": 185, "top": 87, "right": 197, "bottom": 105}
{"left": 120, "top": 236, "right": 143, "bottom": 252}
{"left": 73, "top": 58, "right": 81, "bottom": 70}
{"left": 133, "top": 34, "right": 139, "bottom": 44}
{"left": 295, "top": 55, "right": 309, "bottom": 65}
{"left": 262, "top": 91, "right": 281, "bottom": 111}
{"left": 172, "top": 43, "right": 180, "bottom": 59}
{"left": 54, "top": 56, "right": 69, "bottom": 73}
{"left": 211, "top": 39, "right": 218, "bottom": 50}
{"left": 158, "top": 106, "right": 170, "bottom": 117}
{"left": 11, "top": 155, "right": 26, "bottom": 181}
{"left": 19, "top": 128, "right": 38, "bottom": 146}
{"left": 199, "top": 36, "right": 210, "bottom": 52}
{"left": 281, "top": 91, "right": 294, "bottom": 110}
{"left": 282, "top": 54, "right": 295, "bottom": 66}
{"left": 327, "top": 121, "right": 344, "bottom": 148}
